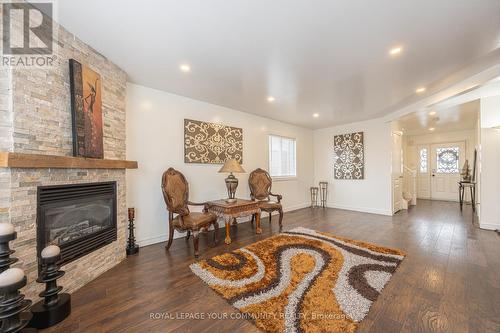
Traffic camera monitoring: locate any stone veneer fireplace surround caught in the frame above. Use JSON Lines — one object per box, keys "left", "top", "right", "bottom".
{"left": 0, "top": 5, "right": 134, "bottom": 300}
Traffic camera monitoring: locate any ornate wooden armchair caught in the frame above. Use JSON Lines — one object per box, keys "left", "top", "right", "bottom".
{"left": 248, "top": 168, "right": 283, "bottom": 230}
{"left": 161, "top": 168, "right": 218, "bottom": 257}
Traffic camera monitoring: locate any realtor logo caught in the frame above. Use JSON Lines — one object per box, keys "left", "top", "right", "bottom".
{"left": 2, "top": 2, "right": 53, "bottom": 55}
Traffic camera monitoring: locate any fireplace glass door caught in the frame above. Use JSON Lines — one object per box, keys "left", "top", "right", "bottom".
{"left": 42, "top": 197, "right": 113, "bottom": 246}
{"left": 37, "top": 182, "right": 117, "bottom": 267}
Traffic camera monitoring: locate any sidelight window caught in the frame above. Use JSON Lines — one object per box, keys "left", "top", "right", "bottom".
{"left": 419, "top": 148, "right": 428, "bottom": 173}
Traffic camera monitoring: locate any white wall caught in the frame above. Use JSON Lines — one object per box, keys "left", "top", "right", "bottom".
{"left": 126, "top": 83, "right": 314, "bottom": 246}
{"left": 125, "top": 84, "right": 499, "bottom": 245}
{"left": 476, "top": 116, "right": 481, "bottom": 216}
{"left": 404, "top": 129, "right": 477, "bottom": 202}
{"left": 313, "top": 118, "right": 393, "bottom": 216}
{"left": 479, "top": 95, "right": 500, "bottom": 230}
{"left": 404, "top": 129, "right": 477, "bottom": 171}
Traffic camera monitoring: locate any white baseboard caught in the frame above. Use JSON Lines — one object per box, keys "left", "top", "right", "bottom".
{"left": 136, "top": 202, "right": 311, "bottom": 247}
{"left": 284, "top": 202, "right": 311, "bottom": 213}
{"left": 137, "top": 233, "right": 169, "bottom": 247}
{"left": 479, "top": 222, "right": 500, "bottom": 231}
{"left": 137, "top": 229, "right": 196, "bottom": 246}
{"left": 326, "top": 202, "right": 392, "bottom": 216}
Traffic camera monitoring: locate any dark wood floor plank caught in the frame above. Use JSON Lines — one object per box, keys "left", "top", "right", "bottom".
{"left": 42, "top": 200, "right": 499, "bottom": 333}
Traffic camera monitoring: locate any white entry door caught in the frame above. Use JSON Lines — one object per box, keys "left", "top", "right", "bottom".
{"left": 430, "top": 142, "right": 465, "bottom": 201}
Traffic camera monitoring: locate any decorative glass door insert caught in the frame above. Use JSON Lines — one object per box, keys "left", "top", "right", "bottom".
{"left": 436, "top": 147, "right": 459, "bottom": 173}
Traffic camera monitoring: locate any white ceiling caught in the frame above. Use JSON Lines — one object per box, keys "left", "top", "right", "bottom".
{"left": 398, "top": 100, "right": 479, "bottom": 136}
{"left": 54, "top": 0, "right": 500, "bottom": 129}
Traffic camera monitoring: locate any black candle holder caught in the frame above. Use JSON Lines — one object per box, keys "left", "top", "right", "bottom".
{"left": 126, "top": 208, "right": 139, "bottom": 255}
{"left": 0, "top": 268, "right": 36, "bottom": 333}
{"left": 0, "top": 228, "right": 18, "bottom": 274}
{"left": 28, "top": 247, "right": 70, "bottom": 329}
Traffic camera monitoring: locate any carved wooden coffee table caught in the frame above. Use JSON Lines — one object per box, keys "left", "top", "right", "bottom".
{"left": 207, "top": 199, "right": 261, "bottom": 244}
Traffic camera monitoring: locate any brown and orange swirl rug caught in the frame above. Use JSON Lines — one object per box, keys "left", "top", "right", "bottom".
{"left": 190, "top": 227, "right": 405, "bottom": 332}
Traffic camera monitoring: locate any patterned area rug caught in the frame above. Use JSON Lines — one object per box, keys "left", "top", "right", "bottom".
{"left": 190, "top": 227, "right": 405, "bottom": 333}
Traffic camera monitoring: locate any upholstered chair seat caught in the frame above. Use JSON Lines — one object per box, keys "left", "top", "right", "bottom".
{"left": 162, "top": 167, "right": 218, "bottom": 257}
{"left": 172, "top": 212, "right": 218, "bottom": 229}
{"left": 258, "top": 201, "right": 281, "bottom": 210}
{"left": 248, "top": 168, "right": 283, "bottom": 230}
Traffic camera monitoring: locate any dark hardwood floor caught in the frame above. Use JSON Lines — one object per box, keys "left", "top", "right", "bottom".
{"left": 45, "top": 200, "right": 500, "bottom": 333}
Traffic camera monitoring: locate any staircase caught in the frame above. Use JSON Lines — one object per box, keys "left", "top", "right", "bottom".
{"left": 402, "top": 166, "right": 417, "bottom": 209}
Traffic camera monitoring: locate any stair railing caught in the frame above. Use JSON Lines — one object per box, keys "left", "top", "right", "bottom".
{"left": 403, "top": 165, "right": 417, "bottom": 206}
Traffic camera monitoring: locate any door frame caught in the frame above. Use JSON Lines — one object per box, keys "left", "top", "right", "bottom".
{"left": 416, "top": 140, "right": 467, "bottom": 201}
{"left": 391, "top": 131, "right": 403, "bottom": 214}
{"left": 430, "top": 141, "right": 466, "bottom": 201}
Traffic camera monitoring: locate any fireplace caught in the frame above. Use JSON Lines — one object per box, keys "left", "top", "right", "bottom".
{"left": 37, "top": 182, "right": 117, "bottom": 267}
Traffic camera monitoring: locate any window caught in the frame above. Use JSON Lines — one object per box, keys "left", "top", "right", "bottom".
{"left": 436, "top": 147, "right": 460, "bottom": 173}
{"left": 268, "top": 135, "right": 296, "bottom": 178}
{"left": 419, "top": 148, "right": 428, "bottom": 173}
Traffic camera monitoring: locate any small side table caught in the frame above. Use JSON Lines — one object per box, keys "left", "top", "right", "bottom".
{"left": 207, "top": 199, "right": 261, "bottom": 245}
{"left": 310, "top": 187, "right": 319, "bottom": 208}
{"left": 458, "top": 181, "right": 476, "bottom": 212}
{"left": 319, "top": 182, "right": 328, "bottom": 208}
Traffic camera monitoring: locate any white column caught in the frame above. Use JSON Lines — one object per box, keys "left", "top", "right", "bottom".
{"left": 479, "top": 95, "right": 500, "bottom": 230}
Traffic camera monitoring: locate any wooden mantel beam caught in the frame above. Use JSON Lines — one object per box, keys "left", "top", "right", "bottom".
{"left": 0, "top": 152, "right": 138, "bottom": 169}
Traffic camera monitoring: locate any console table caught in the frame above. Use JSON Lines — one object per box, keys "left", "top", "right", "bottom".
{"left": 207, "top": 199, "right": 261, "bottom": 245}
{"left": 458, "top": 181, "right": 476, "bottom": 212}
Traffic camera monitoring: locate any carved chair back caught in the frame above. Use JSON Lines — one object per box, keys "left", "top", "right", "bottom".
{"left": 248, "top": 168, "right": 272, "bottom": 201}
{"left": 161, "top": 168, "right": 190, "bottom": 216}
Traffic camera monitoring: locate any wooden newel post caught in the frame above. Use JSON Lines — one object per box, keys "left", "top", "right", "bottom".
{"left": 126, "top": 208, "right": 139, "bottom": 255}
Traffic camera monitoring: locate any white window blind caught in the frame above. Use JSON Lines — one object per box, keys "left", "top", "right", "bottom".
{"left": 268, "top": 135, "right": 296, "bottom": 177}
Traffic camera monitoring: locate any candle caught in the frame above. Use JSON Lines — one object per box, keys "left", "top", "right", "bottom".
{"left": 128, "top": 207, "right": 135, "bottom": 220}
{"left": 41, "top": 245, "right": 61, "bottom": 259}
{"left": 0, "top": 267, "right": 24, "bottom": 287}
{"left": 0, "top": 223, "right": 15, "bottom": 236}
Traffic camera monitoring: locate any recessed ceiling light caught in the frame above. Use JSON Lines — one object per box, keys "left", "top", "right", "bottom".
{"left": 429, "top": 127, "right": 435, "bottom": 131}
{"left": 429, "top": 111, "right": 437, "bottom": 116}
{"left": 179, "top": 64, "right": 191, "bottom": 72}
{"left": 389, "top": 46, "right": 403, "bottom": 56}
{"left": 267, "top": 96, "right": 275, "bottom": 102}
{"left": 416, "top": 87, "right": 426, "bottom": 93}
{"left": 313, "top": 113, "right": 319, "bottom": 118}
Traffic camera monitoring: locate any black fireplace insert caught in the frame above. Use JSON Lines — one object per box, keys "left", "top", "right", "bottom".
{"left": 37, "top": 182, "right": 117, "bottom": 267}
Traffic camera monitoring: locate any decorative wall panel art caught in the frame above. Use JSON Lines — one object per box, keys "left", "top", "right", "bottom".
{"left": 333, "top": 132, "right": 364, "bottom": 179}
{"left": 69, "top": 59, "right": 104, "bottom": 158}
{"left": 184, "top": 119, "right": 243, "bottom": 164}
